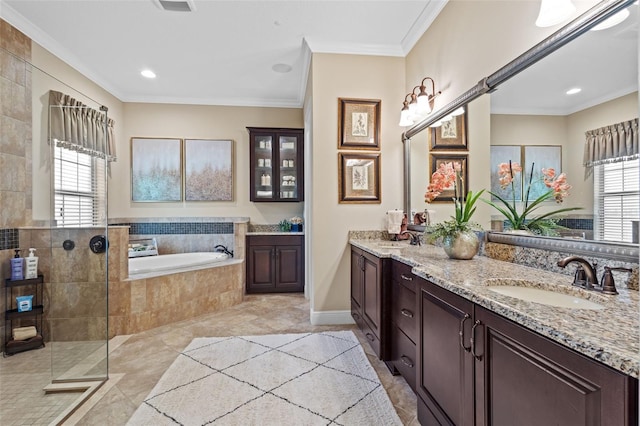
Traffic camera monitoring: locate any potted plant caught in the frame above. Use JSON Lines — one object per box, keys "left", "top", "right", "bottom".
{"left": 483, "top": 161, "right": 581, "bottom": 236}
{"left": 424, "top": 162, "right": 484, "bottom": 259}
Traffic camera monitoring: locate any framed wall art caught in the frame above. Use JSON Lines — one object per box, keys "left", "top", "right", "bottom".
{"left": 428, "top": 153, "right": 468, "bottom": 203}
{"left": 429, "top": 106, "right": 467, "bottom": 150}
{"left": 338, "top": 98, "right": 381, "bottom": 149}
{"left": 131, "top": 137, "right": 182, "bottom": 202}
{"left": 184, "top": 139, "right": 234, "bottom": 201}
{"left": 489, "top": 145, "right": 522, "bottom": 202}
{"left": 338, "top": 152, "right": 381, "bottom": 203}
{"left": 523, "top": 145, "right": 562, "bottom": 202}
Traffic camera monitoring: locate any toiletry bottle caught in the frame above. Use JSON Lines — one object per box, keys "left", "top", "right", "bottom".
{"left": 25, "top": 248, "right": 38, "bottom": 279}
{"left": 10, "top": 250, "right": 23, "bottom": 281}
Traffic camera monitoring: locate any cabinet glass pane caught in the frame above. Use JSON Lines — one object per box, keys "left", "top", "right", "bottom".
{"left": 279, "top": 135, "right": 298, "bottom": 199}
{"left": 255, "top": 136, "right": 273, "bottom": 198}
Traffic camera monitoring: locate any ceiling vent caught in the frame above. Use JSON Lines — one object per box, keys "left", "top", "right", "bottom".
{"left": 154, "top": 0, "right": 195, "bottom": 12}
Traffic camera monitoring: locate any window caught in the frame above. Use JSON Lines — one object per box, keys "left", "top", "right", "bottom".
{"left": 594, "top": 159, "right": 639, "bottom": 242}
{"left": 53, "top": 146, "right": 106, "bottom": 227}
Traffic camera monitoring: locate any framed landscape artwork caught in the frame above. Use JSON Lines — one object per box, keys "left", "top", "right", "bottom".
{"left": 184, "top": 139, "right": 234, "bottom": 201}
{"left": 131, "top": 137, "right": 182, "bottom": 202}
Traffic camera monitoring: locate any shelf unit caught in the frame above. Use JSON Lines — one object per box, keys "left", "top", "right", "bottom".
{"left": 4, "top": 275, "right": 45, "bottom": 356}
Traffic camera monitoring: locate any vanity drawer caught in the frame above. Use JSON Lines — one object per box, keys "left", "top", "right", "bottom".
{"left": 392, "top": 261, "right": 417, "bottom": 292}
{"left": 391, "top": 324, "right": 417, "bottom": 392}
{"left": 391, "top": 278, "right": 417, "bottom": 343}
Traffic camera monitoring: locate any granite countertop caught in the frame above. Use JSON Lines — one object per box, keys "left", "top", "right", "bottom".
{"left": 350, "top": 239, "right": 640, "bottom": 379}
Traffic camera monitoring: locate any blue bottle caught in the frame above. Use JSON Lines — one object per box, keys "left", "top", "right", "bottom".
{"left": 10, "top": 249, "right": 24, "bottom": 281}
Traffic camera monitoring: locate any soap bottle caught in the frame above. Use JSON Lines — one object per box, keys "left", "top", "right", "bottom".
{"left": 10, "top": 250, "right": 23, "bottom": 281}
{"left": 25, "top": 248, "right": 38, "bottom": 279}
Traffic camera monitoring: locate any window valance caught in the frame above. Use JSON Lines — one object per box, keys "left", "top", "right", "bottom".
{"left": 583, "top": 118, "right": 638, "bottom": 173}
{"left": 48, "top": 90, "right": 117, "bottom": 161}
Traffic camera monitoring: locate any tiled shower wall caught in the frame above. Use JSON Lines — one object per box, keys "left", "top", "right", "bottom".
{"left": 0, "top": 20, "right": 33, "bottom": 347}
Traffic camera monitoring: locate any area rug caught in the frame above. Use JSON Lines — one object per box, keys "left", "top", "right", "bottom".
{"left": 126, "top": 331, "right": 402, "bottom": 425}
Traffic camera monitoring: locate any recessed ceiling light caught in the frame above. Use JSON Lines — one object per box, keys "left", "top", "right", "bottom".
{"left": 566, "top": 87, "right": 581, "bottom": 95}
{"left": 141, "top": 69, "right": 156, "bottom": 79}
{"left": 272, "top": 63, "right": 292, "bottom": 73}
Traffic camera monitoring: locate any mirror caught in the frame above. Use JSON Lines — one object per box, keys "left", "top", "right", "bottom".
{"left": 407, "top": 0, "right": 638, "bottom": 256}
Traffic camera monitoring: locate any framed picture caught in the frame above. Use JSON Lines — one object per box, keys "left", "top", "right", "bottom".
{"left": 428, "top": 153, "right": 468, "bottom": 203}
{"left": 184, "top": 139, "right": 234, "bottom": 201}
{"left": 523, "top": 145, "right": 562, "bottom": 202}
{"left": 490, "top": 145, "right": 522, "bottom": 202}
{"left": 338, "top": 98, "right": 381, "bottom": 149}
{"left": 338, "top": 152, "right": 381, "bottom": 203}
{"left": 131, "top": 137, "right": 182, "bottom": 202}
{"left": 429, "top": 106, "right": 468, "bottom": 150}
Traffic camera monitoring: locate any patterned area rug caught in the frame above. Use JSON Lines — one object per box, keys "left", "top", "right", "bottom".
{"left": 127, "top": 331, "right": 402, "bottom": 425}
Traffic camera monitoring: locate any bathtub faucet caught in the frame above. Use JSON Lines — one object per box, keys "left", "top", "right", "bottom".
{"left": 214, "top": 245, "right": 234, "bottom": 257}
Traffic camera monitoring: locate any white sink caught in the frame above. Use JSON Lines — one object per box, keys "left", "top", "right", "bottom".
{"left": 487, "top": 286, "right": 605, "bottom": 310}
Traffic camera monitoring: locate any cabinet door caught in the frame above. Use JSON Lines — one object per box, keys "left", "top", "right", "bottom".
{"left": 246, "top": 245, "right": 275, "bottom": 293}
{"left": 362, "top": 252, "right": 382, "bottom": 337}
{"left": 278, "top": 132, "right": 302, "bottom": 201}
{"left": 275, "top": 245, "right": 303, "bottom": 292}
{"left": 475, "top": 306, "right": 638, "bottom": 426}
{"left": 250, "top": 131, "right": 276, "bottom": 201}
{"left": 418, "top": 278, "right": 474, "bottom": 426}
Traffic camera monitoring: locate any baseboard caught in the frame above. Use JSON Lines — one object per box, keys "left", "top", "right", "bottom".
{"left": 310, "top": 309, "right": 355, "bottom": 325}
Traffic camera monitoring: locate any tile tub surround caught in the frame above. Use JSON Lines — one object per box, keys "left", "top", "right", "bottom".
{"left": 112, "top": 261, "right": 245, "bottom": 336}
{"left": 350, "top": 239, "right": 640, "bottom": 378}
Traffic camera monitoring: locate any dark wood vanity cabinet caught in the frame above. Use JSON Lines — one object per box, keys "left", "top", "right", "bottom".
{"left": 246, "top": 235, "right": 304, "bottom": 293}
{"left": 389, "top": 260, "right": 418, "bottom": 391}
{"left": 350, "top": 246, "right": 390, "bottom": 360}
{"left": 418, "top": 276, "right": 638, "bottom": 426}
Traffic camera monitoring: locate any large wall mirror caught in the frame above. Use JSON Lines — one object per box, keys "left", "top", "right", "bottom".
{"left": 405, "top": 0, "right": 639, "bottom": 261}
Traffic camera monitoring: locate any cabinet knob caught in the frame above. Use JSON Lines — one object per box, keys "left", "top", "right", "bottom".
{"left": 400, "top": 308, "right": 414, "bottom": 318}
{"left": 459, "top": 313, "right": 471, "bottom": 352}
{"left": 400, "top": 274, "right": 413, "bottom": 281}
{"left": 365, "top": 333, "right": 375, "bottom": 342}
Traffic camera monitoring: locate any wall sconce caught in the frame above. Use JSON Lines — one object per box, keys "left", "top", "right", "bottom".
{"left": 399, "top": 77, "right": 440, "bottom": 127}
{"left": 535, "top": 0, "right": 576, "bottom": 27}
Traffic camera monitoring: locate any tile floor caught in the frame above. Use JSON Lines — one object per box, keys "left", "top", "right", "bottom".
{"left": 2, "top": 294, "right": 419, "bottom": 425}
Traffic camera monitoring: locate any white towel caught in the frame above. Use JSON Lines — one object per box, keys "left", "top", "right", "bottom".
{"left": 13, "top": 326, "right": 37, "bottom": 341}
{"left": 387, "top": 210, "right": 404, "bottom": 234}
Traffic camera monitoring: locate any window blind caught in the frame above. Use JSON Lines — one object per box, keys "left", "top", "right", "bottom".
{"left": 594, "top": 158, "right": 639, "bottom": 242}
{"left": 54, "top": 145, "right": 106, "bottom": 227}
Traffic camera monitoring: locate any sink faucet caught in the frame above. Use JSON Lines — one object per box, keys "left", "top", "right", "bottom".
{"left": 557, "top": 256, "right": 598, "bottom": 289}
{"left": 400, "top": 230, "right": 422, "bottom": 246}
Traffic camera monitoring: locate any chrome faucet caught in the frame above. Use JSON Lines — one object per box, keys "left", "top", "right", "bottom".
{"left": 400, "top": 230, "right": 422, "bottom": 246}
{"left": 557, "top": 256, "right": 598, "bottom": 289}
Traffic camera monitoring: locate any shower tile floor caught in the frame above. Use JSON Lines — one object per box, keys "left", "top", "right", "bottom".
{"left": 0, "top": 340, "right": 107, "bottom": 426}
{"left": 0, "top": 294, "right": 418, "bottom": 425}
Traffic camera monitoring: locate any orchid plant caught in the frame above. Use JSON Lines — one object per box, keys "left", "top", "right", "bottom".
{"left": 424, "top": 161, "right": 484, "bottom": 241}
{"left": 484, "top": 160, "right": 581, "bottom": 236}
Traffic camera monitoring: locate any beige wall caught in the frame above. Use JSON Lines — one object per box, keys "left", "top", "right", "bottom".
{"left": 308, "top": 53, "right": 405, "bottom": 316}
{"left": 114, "top": 103, "right": 303, "bottom": 223}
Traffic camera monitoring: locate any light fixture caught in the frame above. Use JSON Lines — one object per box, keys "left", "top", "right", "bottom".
{"left": 535, "top": 0, "right": 576, "bottom": 27}
{"left": 416, "top": 77, "right": 437, "bottom": 116}
{"left": 141, "top": 69, "right": 156, "bottom": 79}
{"left": 430, "top": 120, "right": 443, "bottom": 128}
{"left": 566, "top": 87, "right": 582, "bottom": 95}
{"left": 399, "top": 77, "right": 440, "bottom": 126}
{"left": 451, "top": 107, "right": 465, "bottom": 116}
{"left": 590, "top": 8, "right": 630, "bottom": 31}
{"left": 399, "top": 94, "right": 414, "bottom": 127}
